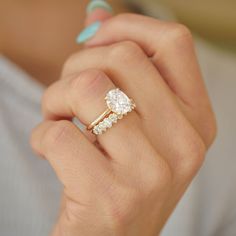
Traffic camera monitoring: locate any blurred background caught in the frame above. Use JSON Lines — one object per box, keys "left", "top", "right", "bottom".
{"left": 127, "top": 0, "right": 236, "bottom": 52}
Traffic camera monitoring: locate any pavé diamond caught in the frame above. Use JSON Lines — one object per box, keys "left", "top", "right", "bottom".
{"left": 99, "top": 122, "right": 107, "bottom": 131}
{"left": 106, "top": 89, "right": 133, "bottom": 115}
{"left": 93, "top": 126, "right": 102, "bottom": 135}
{"left": 109, "top": 113, "right": 118, "bottom": 123}
{"left": 104, "top": 118, "right": 113, "bottom": 128}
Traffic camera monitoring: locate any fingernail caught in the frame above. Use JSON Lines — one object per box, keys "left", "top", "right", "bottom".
{"left": 76, "top": 21, "right": 102, "bottom": 44}
{"left": 86, "top": 0, "right": 113, "bottom": 14}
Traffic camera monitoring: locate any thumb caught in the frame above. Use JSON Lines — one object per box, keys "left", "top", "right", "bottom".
{"left": 76, "top": 0, "right": 113, "bottom": 44}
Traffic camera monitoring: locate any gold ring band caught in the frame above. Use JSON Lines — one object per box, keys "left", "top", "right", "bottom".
{"left": 87, "top": 108, "right": 111, "bottom": 131}
{"left": 86, "top": 88, "right": 136, "bottom": 135}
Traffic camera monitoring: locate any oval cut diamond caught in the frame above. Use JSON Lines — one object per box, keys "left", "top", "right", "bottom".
{"left": 106, "top": 89, "right": 132, "bottom": 115}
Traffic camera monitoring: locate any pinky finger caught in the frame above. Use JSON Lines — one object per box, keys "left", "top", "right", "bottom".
{"left": 31, "top": 120, "right": 111, "bottom": 194}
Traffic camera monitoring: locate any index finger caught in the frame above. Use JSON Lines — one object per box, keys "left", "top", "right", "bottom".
{"left": 86, "top": 13, "right": 210, "bottom": 109}
{"left": 84, "top": 13, "right": 216, "bottom": 147}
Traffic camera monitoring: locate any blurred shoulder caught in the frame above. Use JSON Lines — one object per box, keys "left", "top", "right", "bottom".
{"left": 0, "top": 55, "right": 43, "bottom": 109}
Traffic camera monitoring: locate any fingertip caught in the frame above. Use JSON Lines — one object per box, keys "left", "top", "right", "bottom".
{"left": 86, "top": 0, "right": 113, "bottom": 15}
{"left": 77, "top": 1, "right": 113, "bottom": 44}
{"left": 76, "top": 21, "right": 102, "bottom": 44}
{"left": 85, "top": 8, "right": 113, "bottom": 26}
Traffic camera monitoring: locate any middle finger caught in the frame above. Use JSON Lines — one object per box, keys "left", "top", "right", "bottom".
{"left": 59, "top": 42, "right": 198, "bottom": 177}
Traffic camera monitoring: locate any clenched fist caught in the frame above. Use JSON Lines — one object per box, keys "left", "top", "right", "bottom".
{"left": 31, "top": 13, "right": 216, "bottom": 236}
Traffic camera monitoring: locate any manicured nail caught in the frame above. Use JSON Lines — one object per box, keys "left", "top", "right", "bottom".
{"left": 86, "top": 0, "right": 113, "bottom": 14}
{"left": 76, "top": 21, "right": 102, "bottom": 44}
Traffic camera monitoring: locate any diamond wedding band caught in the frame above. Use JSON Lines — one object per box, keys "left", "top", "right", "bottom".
{"left": 87, "top": 88, "right": 136, "bottom": 135}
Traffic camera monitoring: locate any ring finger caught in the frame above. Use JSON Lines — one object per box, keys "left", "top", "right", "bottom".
{"left": 42, "top": 68, "right": 161, "bottom": 168}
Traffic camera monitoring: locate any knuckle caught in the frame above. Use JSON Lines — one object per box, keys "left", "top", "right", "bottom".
{"left": 68, "top": 69, "right": 107, "bottom": 99}
{"left": 42, "top": 120, "right": 73, "bottom": 152}
{"left": 206, "top": 114, "right": 218, "bottom": 147}
{"left": 108, "top": 40, "right": 144, "bottom": 62}
{"left": 141, "top": 159, "right": 172, "bottom": 195}
{"left": 166, "top": 23, "right": 193, "bottom": 45}
{"left": 110, "top": 13, "right": 137, "bottom": 26}
{"left": 179, "top": 136, "right": 206, "bottom": 179}
{"left": 62, "top": 52, "right": 80, "bottom": 75}
{"left": 209, "top": 123, "right": 217, "bottom": 147}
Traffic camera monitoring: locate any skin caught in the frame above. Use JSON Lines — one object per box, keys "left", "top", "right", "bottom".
{"left": 1, "top": 1, "right": 217, "bottom": 235}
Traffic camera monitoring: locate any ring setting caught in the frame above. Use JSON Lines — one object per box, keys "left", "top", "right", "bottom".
{"left": 87, "top": 88, "right": 136, "bottom": 135}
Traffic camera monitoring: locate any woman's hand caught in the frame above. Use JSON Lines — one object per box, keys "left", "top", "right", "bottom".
{"left": 31, "top": 13, "right": 216, "bottom": 236}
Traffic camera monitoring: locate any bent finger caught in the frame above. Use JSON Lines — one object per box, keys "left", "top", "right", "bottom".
{"left": 86, "top": 13, "right": 208, "bottom": 107}
{"left": 31, "top": 120, "right": 111, "bottom": 199}
{"left": 84, "top": 13, "right": 216, "bottom": 146}
{"left": 42, "top": 69, "right": 160, "bottom": 168}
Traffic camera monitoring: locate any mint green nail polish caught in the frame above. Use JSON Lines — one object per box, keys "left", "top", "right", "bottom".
{"left": 76, "top": 21, "right": 101, "bottom": 44}
{"left": 86, "top": 0, "right": 113, "bottom": 14}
